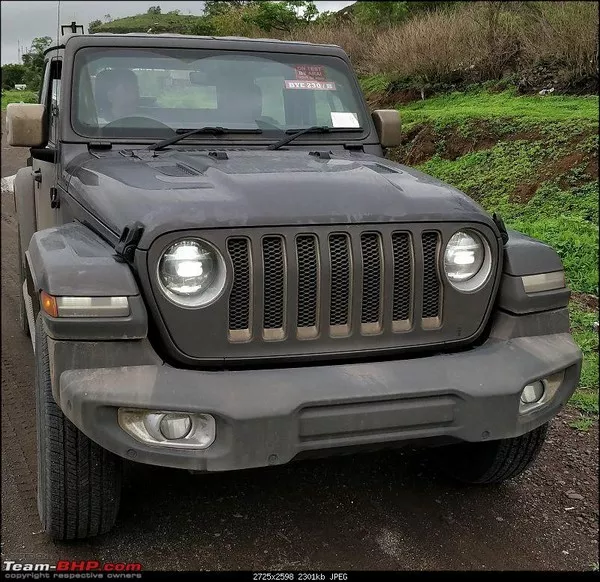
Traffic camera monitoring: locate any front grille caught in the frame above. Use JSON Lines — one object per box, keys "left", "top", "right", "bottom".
{"left": 226, "top": 228, "right": 444, "bottom": 343}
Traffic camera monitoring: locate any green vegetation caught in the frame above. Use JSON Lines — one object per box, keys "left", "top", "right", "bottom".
{"left": 1, "top": 90, "right": 38, "bottom": 109}
{"left": 1, "top": 36, "right": 51, "bottom": 92}
{"left": 391, "top": 88, "right": 598, "bottom": 419}
{"left": 397, "top": 91, "right": 599, "bottom": 296}
{"left": 397, "top": 89, "right": 600, "bottom": 126}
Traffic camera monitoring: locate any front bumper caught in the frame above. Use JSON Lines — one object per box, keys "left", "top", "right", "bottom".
{"left": 50, "top": 308, "right": 582, "bottom": 472}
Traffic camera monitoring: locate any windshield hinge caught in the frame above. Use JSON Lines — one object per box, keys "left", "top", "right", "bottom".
{"left": 343, "top": 144, "right": 364, "bottom": 152}
{"left": 208, "top": 150, "right": 229, "bottom": 160}
{"left": 114, "top": 222, "right": 145, "bottom": 264}
{"left": 493, "top": 213, "right": 509, "bottom": 245}
{"left": 309, "top": 150, "right": 333, "bottom": 160}
{"left": 88, "top": 141, "right": 112, "bottom": 151}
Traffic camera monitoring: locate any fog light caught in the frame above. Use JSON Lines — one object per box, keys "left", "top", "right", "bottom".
{"left": 521, "top": 381, "right": 545, "bottom": 404}
{"left": 118, "top": 409, "right": 216, "bottom": 449}
{"left": 159, "top": 413, "right": 193, "bottom": 440}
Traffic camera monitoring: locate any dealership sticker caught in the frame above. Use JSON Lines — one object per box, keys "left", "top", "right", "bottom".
{"left": 330, "top": 111, "right": 360, "bottom": 128}
{"left": 284, "top": 80, "right": 336, "bottom": 90}
{"left": 295, "top": 64, "right": 327, "bottom": 81}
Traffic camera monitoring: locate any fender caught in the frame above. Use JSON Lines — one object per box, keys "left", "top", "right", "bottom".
{"left": 498, "top": 229, "right": 570, "bottom": 314}
{"left": 26, "top": 222, "right": 147, "bottom": 340}
{"left": 14, "top": 167, "right": 36, "bottom": 260}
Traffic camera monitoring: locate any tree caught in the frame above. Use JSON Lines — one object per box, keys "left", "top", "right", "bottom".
{"left": 352, "top": 1, "right": 409, "bottom": 27}
{"left": 203, "top": 1, "right": 252, "bottom": 18}
{"left": 21, "top": 36, "right": 52, "bottom": 92}
{"left": 245, "top": 1, "right": 318, "bottom": 33}
{"left": 1, "top": 63, "right": 26, "bottom": 89}
{"left": 88, "top": 19, "right": 102, "bottom": 33}
{"left": 147, "top": 6, "right": 161, "bottom": 15}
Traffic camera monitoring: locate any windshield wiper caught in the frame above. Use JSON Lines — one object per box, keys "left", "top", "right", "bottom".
{"left": 149, "top": 126, "right": 262, "bottom": 151}
{"left": 267, "top": 125, "right": 363, "bottom": 151}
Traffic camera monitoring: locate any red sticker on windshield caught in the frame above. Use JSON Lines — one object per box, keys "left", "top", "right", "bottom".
{"left": 295, "top": 65, "right": 327, "bottom": 81}
{"left": 284, "top": 80, "right": 336, "bottom": 91}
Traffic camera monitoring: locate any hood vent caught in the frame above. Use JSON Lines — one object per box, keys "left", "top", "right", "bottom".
{"left": 149, "top": 162, "right": 200, "bottom": 177}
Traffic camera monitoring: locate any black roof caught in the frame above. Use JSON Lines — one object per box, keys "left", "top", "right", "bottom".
{"left": 47, "top": 32, "right": 344, "bottom": 56}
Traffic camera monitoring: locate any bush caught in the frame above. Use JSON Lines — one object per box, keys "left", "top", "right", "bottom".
{"left": 288, "top": 1, "right": 599, "bottom": 94}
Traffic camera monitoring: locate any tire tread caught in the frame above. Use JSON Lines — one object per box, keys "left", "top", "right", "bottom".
{"left": 35, "top": 315, "right": 121, "bottom": 540}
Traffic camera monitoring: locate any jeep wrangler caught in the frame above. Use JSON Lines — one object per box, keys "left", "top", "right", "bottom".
{"left": 6, "top": 27, "right": 582, "bottom": 540}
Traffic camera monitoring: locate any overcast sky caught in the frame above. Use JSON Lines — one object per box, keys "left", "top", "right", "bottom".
{"left": 0, "top": 0, "right": 354, "bottom": 65}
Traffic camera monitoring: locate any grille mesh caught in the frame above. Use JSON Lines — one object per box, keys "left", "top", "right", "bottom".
{"left": 262, "top": 237, "right": 285, "bottom": 329}
{"left": 360, "top": 233, "right": 382, "bottom": 324}
{"left": 392, "top": 233, "right": 411, "bottom": 321}
{"left": 329, "top": 234, "right": 351, "bottom": 326}
{"left": 225, "top": 227, "right": 451, "bottom": 341}
{"left": 296, "top": 235, "right": 319, "bottom": 328}
{"left": 422, "top": 232, "right": 441, "bottom": 318}
{"left": 227, "top": 238, "right": 251, "bottom": 331}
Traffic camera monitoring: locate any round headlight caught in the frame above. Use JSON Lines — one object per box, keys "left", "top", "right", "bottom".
{"left": 158, "top": 239, "right": 226, "bottom": 307}
{"left": 443, "top": 230, "right": 492, "bottom": 292}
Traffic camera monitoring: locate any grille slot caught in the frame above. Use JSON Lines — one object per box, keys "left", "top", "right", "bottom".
{"left": 262, "top": 236, "right": 286, "bottom": 340}
{"left": 328, "top": 233, "right": 352, "bottom": 337}
{"left": 360, "top": 233, "right": 383, "bottom": 334}
{"left": 227, "top": 238, "right": 252, "bottom": 342}
{"left": 296, "top": 235, "right": 319, "bottom": 339}
{"left": 421, "top": 231, "right": 442, "bottom": 328}
{"left": 392, "top": 232, "right": 412, "bottom": 331}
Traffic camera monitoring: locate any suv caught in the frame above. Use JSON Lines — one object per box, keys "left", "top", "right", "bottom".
{"left": 7, "top": 28, "right": 582, "bottom": 540}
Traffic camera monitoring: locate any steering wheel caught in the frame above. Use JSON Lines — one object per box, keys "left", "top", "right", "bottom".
{"left": 102, "top": 116, "right": 174, "bottom": 131}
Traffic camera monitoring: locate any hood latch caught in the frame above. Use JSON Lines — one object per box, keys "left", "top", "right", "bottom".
{"left": 114, "top": 221, "right": 145, "bottom": 264}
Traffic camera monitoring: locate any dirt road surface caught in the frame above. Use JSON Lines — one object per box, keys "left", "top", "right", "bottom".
{"left": 1, "top": 113, "right": 598, "bottom": 571}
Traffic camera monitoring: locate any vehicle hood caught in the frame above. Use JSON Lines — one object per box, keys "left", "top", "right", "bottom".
{"left": 67, "top": 148, "right": 496, "bottom": 249}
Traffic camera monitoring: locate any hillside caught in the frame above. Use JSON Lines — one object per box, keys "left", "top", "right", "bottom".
{"left": 375, "top": 88, "right": 598, "bottom": 430}
{"left": 89, "top": 12, "right": 214, "bottom": 35}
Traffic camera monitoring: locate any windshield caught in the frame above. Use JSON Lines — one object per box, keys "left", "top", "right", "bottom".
{"left": 72, "top": 47, "right": 368, "bottom": 140}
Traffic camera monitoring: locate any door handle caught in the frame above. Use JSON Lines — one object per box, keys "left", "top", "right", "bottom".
{"left": 32, "top": 169, "right": 42, "bottom": 183}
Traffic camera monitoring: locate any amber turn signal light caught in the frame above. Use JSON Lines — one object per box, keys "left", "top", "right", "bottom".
{"left": 40, "top": 290, "right": 58, "bottom": 318}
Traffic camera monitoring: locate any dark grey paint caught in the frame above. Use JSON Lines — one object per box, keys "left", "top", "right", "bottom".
{"left": 503, "top": 229, "right": 565, "bottom": 275}
{"left": 498, "top": 274, "right": 570, "bottom": 314}
{"left": 139, "top": 222, "right": 501, "bottom": 366}
{"left": 26, "top": 222, "right": 139, "bottom": 296}
{"left": 55, "top": 309, "right": 582, "bottom": 472}
{"left": 66, "top": 149, "right": 501, "bottom": 249}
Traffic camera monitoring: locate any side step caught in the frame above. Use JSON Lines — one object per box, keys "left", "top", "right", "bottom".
{"left": 23, "top": 280, "right": 36, "bottom": 352}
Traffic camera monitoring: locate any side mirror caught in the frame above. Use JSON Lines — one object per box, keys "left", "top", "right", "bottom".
{"left": 372, "top": 109, "right": 402, "bottom": 148}
{"left": 6, "top": 103, "right": 46, "bottom": 147}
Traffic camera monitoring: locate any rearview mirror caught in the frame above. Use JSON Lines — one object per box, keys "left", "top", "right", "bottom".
{"left": 6, "top": 103, "right": 46, "bottom": 147}
{"left": 372, "top": 109, "right": 402, "bottom": 148}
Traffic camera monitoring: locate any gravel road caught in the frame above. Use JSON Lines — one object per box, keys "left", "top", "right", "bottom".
{"left": 1, "top": 113, "right": 598, "bottom": 571}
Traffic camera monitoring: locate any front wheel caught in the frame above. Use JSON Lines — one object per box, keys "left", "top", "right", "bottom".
{"left": 35, "top": 315, "right": 122, "bottom": 539}
{"left": 435, "top": 424, "right": 549, "bottom": 484}
{"left": 17, "top": 228, "right": 30, "bottom": 337}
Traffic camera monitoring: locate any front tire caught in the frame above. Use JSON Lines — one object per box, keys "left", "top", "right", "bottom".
{"left": 436, "top": 424, "right": 549, "bottom": 484}
{"left": 35, "top": 315, "right": 122, "bottom": 539}
{"left": 17, "top": 228, "right": 30, "bottom": 337}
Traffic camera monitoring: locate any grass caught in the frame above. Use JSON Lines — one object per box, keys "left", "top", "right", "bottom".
{"left": 398, "top": 89, "right": 600, "bottom": 127}
{"left": 1, "top": 90, "right": 38, "bottom": 110}
{"left": 392, "top": 88, "right": 599, "bottom": 421}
